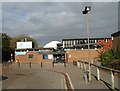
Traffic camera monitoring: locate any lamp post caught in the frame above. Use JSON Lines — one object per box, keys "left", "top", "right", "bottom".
{"left": 82, "top": 6, "right": 91, "bottom": 50}
{"left": 82, "top": 6, "right": 91, "bottom": 81}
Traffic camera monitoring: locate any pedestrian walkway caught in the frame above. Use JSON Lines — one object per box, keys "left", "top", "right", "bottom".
{"left": 42, "top": 63, "right": 109, "bottom": 89}
{"left": 2, "top": 62, "right": 118, "bottom": 90}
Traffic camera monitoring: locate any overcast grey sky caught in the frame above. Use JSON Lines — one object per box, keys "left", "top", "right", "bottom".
{"left": 2, "top": 2, "right": 119, "bottom": 46}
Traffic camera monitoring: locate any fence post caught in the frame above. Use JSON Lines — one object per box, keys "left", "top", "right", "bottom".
{"left": 79, "top": 62, "right": 81, "bottom": 69}
{"left": 84, "top": 70, "right": 88, "bottom": 84}
{"left": 78, "top": 61, "right": 80, "bottom": 68}
{"left": 84, "top": 63, "right": 86, "bottom": 70}
{"left": 97, "top": 67, "right": 100, "bottom": 81}
{"left": 88, "top": 62, "right": 91, "bottom": 81}
{"left": 81, "top": 63, "right": 83, "bottom": 69}
{"left": 111, "top": 70, "right": 115, "bottom": 90}
{"left": 77, "top": 61, "right": 80, "bottom": 68}
{"left": 83, "top": 63, "right": 88, "bottom": 84}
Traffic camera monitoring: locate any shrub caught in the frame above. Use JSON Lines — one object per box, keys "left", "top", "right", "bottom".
{"left": 99, "top": 49, "right": 120, "bottom": 70}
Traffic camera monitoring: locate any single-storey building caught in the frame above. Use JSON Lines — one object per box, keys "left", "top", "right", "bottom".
{"left": 15, "top": 48, "right": 99, "bottom": 63}
{"left": 15, "top": 48, "right": 66, "bottom": 64}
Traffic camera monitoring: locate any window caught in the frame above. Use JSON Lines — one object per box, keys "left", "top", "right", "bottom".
{"left": 29, "top": 54, "right": 34, "bottom": 59}
{"left": 43, "top": 54, "right": 48, "bottom": 59}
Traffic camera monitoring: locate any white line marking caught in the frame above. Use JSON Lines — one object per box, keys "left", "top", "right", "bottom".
{"left": 65, "top": 73, "right": 74, "bottom": 90}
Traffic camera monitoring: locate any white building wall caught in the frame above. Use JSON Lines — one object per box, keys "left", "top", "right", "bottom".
{"left": 48, "top": 54, "right": 53, "bottom": 60}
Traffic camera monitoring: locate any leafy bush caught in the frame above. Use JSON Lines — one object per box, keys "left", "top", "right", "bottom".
{"left": 99, "top": 49, "right": 120, "bottom": 70}
{"left": 107, "top": 60, "right": 120, "bottom": 70}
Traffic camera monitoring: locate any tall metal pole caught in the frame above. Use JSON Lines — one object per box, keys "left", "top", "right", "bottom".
{"left": 82, "top": 6, "right": 91, "bottom": 81}
{"left": 86, "top": 14, "right": 90, "bottom": 50}
{"left": 86, "top": 12, "right": 91, "bottom": 82}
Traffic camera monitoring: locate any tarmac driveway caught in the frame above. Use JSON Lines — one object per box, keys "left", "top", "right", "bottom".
{"left": 2, "top": 63, "right": 66, "bottom": 89}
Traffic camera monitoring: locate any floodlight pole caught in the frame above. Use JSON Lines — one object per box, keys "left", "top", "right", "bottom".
{"left": 86, "top": 12, "right": 91, "bottom": 82}
{"left": 82, "top": 6, "right": 91, "bottom": 82}
{"left": 86, "top": 14, "right": 90, "bottom": 50}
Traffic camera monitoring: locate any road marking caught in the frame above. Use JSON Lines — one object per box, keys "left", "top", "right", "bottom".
{"left": 61, "top": 74, "right": 67, "bottom": 89}
{"left": 65, "top": 73, "right": 74, "bottom": 91}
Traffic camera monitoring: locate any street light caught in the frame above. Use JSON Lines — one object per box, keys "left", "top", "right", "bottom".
{"left": 82, "top": 6, "right": 91, "bottom": 50}
{"left": 82, "top": 6, "right": 91, "bottom": 81}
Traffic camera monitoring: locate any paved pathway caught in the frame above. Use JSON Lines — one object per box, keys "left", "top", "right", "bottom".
{"left": 2, "top": 62, "right": 120, "bottom": 90}
{"left": 43, "top": 63, "right": 109, "bottom": 89}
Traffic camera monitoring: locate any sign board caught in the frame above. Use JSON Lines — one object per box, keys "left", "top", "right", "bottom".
{"left": 17, "top": 42, "right": 32, "bottom": 49}
{"left": 15, "top": 52, "right": 27, "bottom": 55}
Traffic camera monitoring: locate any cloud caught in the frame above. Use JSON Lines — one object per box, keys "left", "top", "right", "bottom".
{"left": 2, "top": 2, "right": 118, "bottom": 46}
{"left": 2, "top": 0, "right": 120, "bottom": 2}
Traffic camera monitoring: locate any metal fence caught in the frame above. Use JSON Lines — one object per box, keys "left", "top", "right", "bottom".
{"left": 73, "top": 60, "right": 120, "bottom": 90}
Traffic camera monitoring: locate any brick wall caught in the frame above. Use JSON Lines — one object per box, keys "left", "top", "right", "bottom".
{"left": 65, "top": 50, "right": 99, "bottom": 63}
{"left": 15, "top": 51, "right": 52, "bottom": 64}
{"left": 15, "top": 50, "right": 100, "bottom": 64}
{"left": 112, "top": 36, "right": 120, "bottom": 52}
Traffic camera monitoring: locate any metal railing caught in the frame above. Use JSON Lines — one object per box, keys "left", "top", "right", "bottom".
{"left": 74, "top": 60, "right": 120, "bottom": 90}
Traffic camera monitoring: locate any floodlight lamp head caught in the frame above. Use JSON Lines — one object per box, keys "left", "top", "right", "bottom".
{"left": 82, "top": 10, "right": 88, "bottom": 14}
{"left": 82, "top": 6, "right": 91, "bottom": 14}
{"left": 85, "top": 6, "right": 91, "bottom": 11}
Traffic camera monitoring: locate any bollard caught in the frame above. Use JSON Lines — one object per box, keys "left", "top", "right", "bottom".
{"left": 29, "top": 62, "right": 31, "bottom": 68}
{"left": 79, "top": 62, "right": 81, "bottom": 69}
{"left": 111, "top": 71, "right": 115, "bottom": 90}
{"left": 73, "top": 61, "right": 74, "bottom": 65}
{"left": 18, "top": 62, "right": 20, "bottom": 68}
{"left": 84, "top": 63, "right": 86, "bottom": 70}
{"left": 77, "top": 61, "right": 80, "bottom": 68}
{"left": 64, "top": 62, "right": 66, "bottom": 67}
{"left": 41, "top": 62, "right": 43, "bottom": 67}
{"left": 83, "top": 63, "right": 84, "bottom": 70}
{"left": 97, "top": 67, "right": 100, "bottom": 81}
{"left": 77, "top": 61, "right": 78, "bottom": 67}
{"left": 52, "top": 61, "right": 54, "bottom": 67}
{"left": 81, "top": 63, "right": 83, "bottom": 69}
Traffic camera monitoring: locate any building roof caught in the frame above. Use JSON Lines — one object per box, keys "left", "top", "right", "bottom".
{"left": 44, "top": 41, "right": 61, "bottom": 49}
{"left": 62, "top": 37, "right": 111, "bottom": 41}
{"left": 15, "top": 48, "right": 54, "bottom": 51}
{"left": 111, "top": 31, "right": 120, "bottom": 37}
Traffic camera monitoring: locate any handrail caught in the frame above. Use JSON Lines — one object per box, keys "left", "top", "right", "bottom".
{"left": 78, "top": 60, "right": 120, "bottom": 73}
{"left": 75, "top": 60, "right": 120, "bottom": 90}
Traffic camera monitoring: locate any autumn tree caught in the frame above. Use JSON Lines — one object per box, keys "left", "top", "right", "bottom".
{"left": 97, "top": 39, "right": 112, "bottom": 55}
{"left": 97, "top": 39, "right": 120, "bottom": 70}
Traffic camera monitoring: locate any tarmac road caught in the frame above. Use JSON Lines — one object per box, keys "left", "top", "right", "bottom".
{"left": 2, "top": 63, "right": 67, "bottom": 89}
{"left": 2, "top": 62, "right": 119, "bottom": 90}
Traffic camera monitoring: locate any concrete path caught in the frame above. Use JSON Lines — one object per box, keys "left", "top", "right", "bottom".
{"left": 43, "top": 63, "right": 109, "bottom": 89}
{"left": 2, "top": 62, "right": 119, "bottom": 90}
